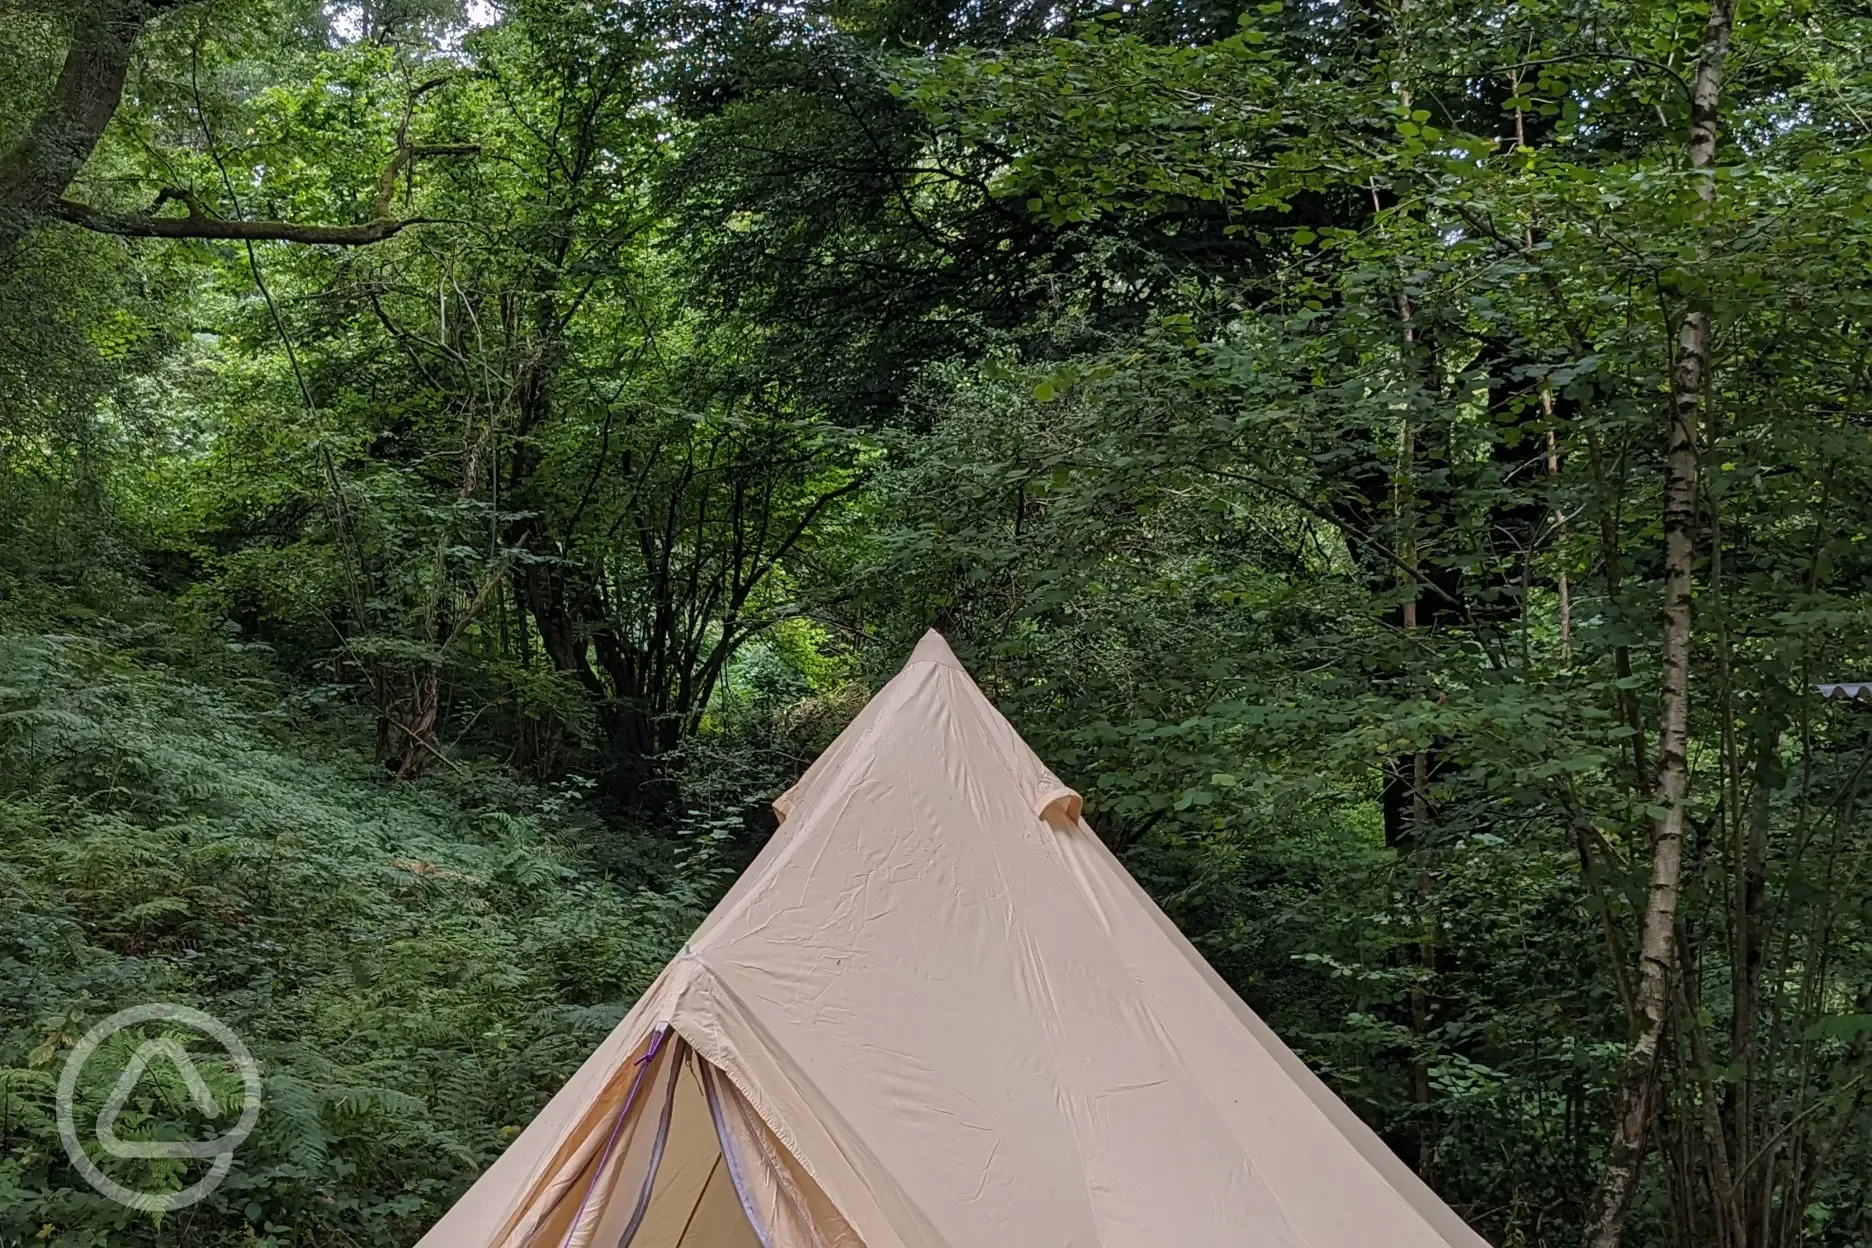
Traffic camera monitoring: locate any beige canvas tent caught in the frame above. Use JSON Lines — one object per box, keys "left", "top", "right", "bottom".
{"left": 418, "top": 631, "right": 1491, "bottom": 1248}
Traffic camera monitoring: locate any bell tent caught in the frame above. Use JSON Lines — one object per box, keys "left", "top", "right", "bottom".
{"left": 417, "top": 630, "right": 1491, "bottom": 1248}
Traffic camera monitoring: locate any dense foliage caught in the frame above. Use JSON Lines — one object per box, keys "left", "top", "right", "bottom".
{"left": 5, "top": 0, "right": 1872, "bottom": 1244}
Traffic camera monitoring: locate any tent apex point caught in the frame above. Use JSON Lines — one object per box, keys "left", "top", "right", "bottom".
{"left": 908, "top": 628, "right": 963, "bottom": 670}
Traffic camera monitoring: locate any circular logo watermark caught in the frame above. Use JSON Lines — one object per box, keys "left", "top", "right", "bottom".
{"left": 56, "top": 1004, "right": 262, "bottom": 1213}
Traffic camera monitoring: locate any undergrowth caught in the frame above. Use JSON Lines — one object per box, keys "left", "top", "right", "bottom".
{"left": 0, "top": 628, "right": 727, "bottom": 1247}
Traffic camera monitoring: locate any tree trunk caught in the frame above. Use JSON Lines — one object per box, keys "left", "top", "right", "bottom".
{"left": 393, "top": 667, "right": 441, "bottom": 780}
{"left": 0, "top": 0, "right": 155, "bottom": 247}
{"left": 1582, "top": 1, "right": 1735, "bottom": 1243}
{"left": 1728, "top": 722, "right": 1779, "bottom": 1246}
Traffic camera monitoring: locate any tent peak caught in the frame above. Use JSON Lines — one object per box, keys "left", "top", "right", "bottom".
{"left": 907, "top": 628, "right": 963, "bottom": 670}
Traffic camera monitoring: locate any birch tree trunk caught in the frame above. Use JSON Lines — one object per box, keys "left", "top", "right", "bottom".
{"left": 1582, "top": 1, "right": 1736, "bottom": 1243}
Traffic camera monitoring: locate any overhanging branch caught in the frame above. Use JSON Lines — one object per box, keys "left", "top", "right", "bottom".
{"left": 52, "top": 143, "right": 478, "bottom": 245}
{"left": 52, "top": 197, "right": 426, "bottom": 243}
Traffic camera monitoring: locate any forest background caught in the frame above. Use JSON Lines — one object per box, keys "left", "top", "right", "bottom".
{"left": 3, "top": 0, "right": 1872, "bottom": 1243}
